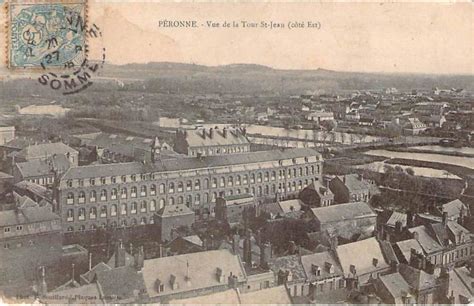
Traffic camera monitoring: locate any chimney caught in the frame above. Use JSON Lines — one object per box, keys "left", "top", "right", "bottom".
{"left": 39, "top": 266, "right": 48, "bottom": 295}
{"left": 135, "top": 246, "right": 145, "bottom": 270}
{"left": 407, "top": 210, "right": 414, "bottom": 228}
{"left": 202, "top": 129, "right": 206, "bottom": 139}
{"left": 390, "top": 261, "right": 399, "bottom": 273}
{"left": 115, "top": 240, "right": 126, "bottom": 267}
{"left": 209, "top": 128, "right": 214, "bottom": 139}
{"left": 442, "top": 211, "right": 448, "bottom": 226}
{"left": 216, "top": 268, "right": 225, "bottom": 283}
{"left": 288, "top": 240, "right": 297, "bottom": 255}
{"left": 395, "top": 220, "right": 403, "bottom": 233}
{"left": 228, "top": 273, "right": 239, "bottom": 289}
{"left": 330, "top": 235, "right": 338, "bottom": 251}
{"left": 243, "top": 230, "right": 252, "bottom": 265}
{"left": 89, "top": 252, "right": 92, "bottom": 271}
{"left": 158, "top": 244, "right": 163, "bottom": 258}
{"left": 232, "top": 234, "right": 240, "bottom": 254}
{"left": 223, "top": 128, "right": 228, "bottom": 138}
{"left": 260, "top": 242, "right": 272, "bottom": 269}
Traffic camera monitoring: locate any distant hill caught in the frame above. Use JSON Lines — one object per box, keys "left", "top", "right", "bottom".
{"left": 99, "top": 62, "right": 474, "bottom": 95}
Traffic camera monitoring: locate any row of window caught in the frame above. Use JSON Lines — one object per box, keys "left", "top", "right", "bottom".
{"left": 66, "top": 217, "right": 154, "bottom": 232}
{"left": 3, "top": 240, "right": 35, "bottom": 249}
{"left": 66, "top": 200, "right": 165, "bottom": 222}
{"left": 65, "top": 179, "right": 316, "bottom": 206}
{"left": 65, "top": 165, "right": 320, "bottom": 188}
{"left": 3, "top": 225, "right": 23, "bottom": 233}
{"left": 189, "top": 145, "right": 250, "bottom": 156}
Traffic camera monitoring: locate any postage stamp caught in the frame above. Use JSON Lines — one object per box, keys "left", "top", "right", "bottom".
{"left": 7, "top": 0, "right": 87, "bottom": 69}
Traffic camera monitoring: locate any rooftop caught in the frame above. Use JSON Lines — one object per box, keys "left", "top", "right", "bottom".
{"left": 309, "top": 202, "right": 376, "bottom": 224}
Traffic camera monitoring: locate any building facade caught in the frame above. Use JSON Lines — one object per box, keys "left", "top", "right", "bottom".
{"left": 56, "top": 148, "right": 323, "bottom": 233}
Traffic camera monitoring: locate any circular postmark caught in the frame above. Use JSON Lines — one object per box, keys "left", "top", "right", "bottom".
{"left": 35, "top": 7, "right": 106, "bottom": 95}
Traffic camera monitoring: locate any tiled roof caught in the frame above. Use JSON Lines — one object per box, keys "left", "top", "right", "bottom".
{"left": 309, "top": 202, "right": 376, "bottom": 224}
{"left": 96, "top": 265, "right": 146, "bottom": 301}
{"left": 16, "top": 142, "right": 77, "bottom": 160}
{"left": 184, "top": 127, "right": 249, "bottom": 147}
{"left": 408, "top": 226, "right": 444, "bottom": 254}
{"left": 386, "top": 211, "right": 407, "bottom": 228}
{"left": 156, "top": 204, "right": 194, "bottom": 218}
{"left": 268, "top": 255, "right": 306, "bottom": 284}
{"left": 395, "top": 239, "right": 424, "bottom": 263}
{"left": 61, "top": 148, "right": 321, "bottom": 180}
{"left": 378, "top": 272, "right": 411, "bottom": 301}
{"left": 15, "top": 154, "right": 71, "bottom": 178}
{"left": 301, "top": 251, "right": 343, "bottom": 282}
{"left": 0, "top": 205, "right": 59, "bottom": 227}
{"left": 142, "top": 249, "right": 247, "bottom": 298}
{"left": 336, "top": 174, "right": 371, "bottom": 192}
{"left": 336, "top": 237, "right": 389, "bottom": 277}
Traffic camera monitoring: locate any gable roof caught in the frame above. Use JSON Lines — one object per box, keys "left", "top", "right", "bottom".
{"left": 0, "top": 205, "right": 59, "bottom": 227}
{"left": 96, "top": 265, "right": 146, "bottom": 301}
{"left": 378, "top": 272, "right": 411, "bottom": 301}
{"left": 182, "top": 127, "right": 249, "bottom": 148}
{"left": 335, "top": 174, "right": 371, "bottom": 192}
{"left": 301, "top": 251, "right": 343, "bottom": 282}
{"left": 408, "top": 226, "right": 444, "bottom": 254}
{"left": 61, "top": 148, "right": 321, "bottom": 180}
{"left": 441, "top": 199, "right": 468, "bottom": 219}
{"left": 142, "top": 249, "right": 247, "bottom": 298}
{"left": 395, "top": 239, "right": 424, "bottom": 263}
{"left": 398, "top": 264, "right": 437, "bottom": 291}
{"left": 309, "top": 202, "right": 376, "bottom": 224}
{"left": 15, "top": 154, "right": 71, "bottom": 178}
{"left": 336, "top": 237, "right": 389, "bottom": 277}
{"left": 16, "top": 142, "right": 77, "bottom": 160}
{"left": 386, "top": 211, "right": 407, "bottom": 228}
{"left": 268, "top": 255, "right": 306, "bottom": 285}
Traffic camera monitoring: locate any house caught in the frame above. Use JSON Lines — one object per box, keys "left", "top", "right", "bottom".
{"left": 12, "top": 154, "right": 72, "bottom": 187}
{"left": 394, "top": 117, "right": 427, "bottom": 135}
{"left": 436, "top": 199, "right": 469, "bottom": 221}
{"left": 166, "top": 235, "right": 205, "bottom": 255}
{"left": 174, "top": 127, "right": 250, "bottom": 157}
{"left": 215, "top": 194, "right": 256, "bottom": 225}
{"left": 306, "top": 112, "right": 334, "bottom": 124}
{"left": 328, "top": 174, "right": 372, "bottom": 203}
{"left": 268, "top": 255, "right": 308, "bottom": 298}
{"left": 305, "top": 202, "right": 377, "bottom": 242}
{"left": 299, "top": 180, "right": 334, "bottom": 207}
{"left": 301, "top": 251, "right": 346, "bottom": 301}
{"left": 10, "top": 142, "right": 78, "bottom": 166}
{"left": 0, "top": 126, "right": 15, "bottom": 145}
{"left": 154, "top": 204, "right": 195, "bottom": 242}
{"left": 142, "top": 249, "right": 248, "bottom": 303}
{"left": 336, "top": 237, "right": 391, "bottom": 284}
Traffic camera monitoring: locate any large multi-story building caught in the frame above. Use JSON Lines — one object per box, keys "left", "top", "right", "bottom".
{"left": 174, "top": 127, "right": 250, "bottom": 157}
{"left": 56, "top": 148, "right": 323, "bottom": 233}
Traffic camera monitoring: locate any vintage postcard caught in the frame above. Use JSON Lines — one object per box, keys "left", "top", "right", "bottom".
{"left": 0, "top": 0, "right": 473, "bottom": 304}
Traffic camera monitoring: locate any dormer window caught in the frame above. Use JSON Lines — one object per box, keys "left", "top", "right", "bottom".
{"left": 372, "top": 258, "right": 378, "bottom": 267}
{"left": 311, "top": 264, "right": 321, "bottom": 276}
{"left": 216, "top": 268, "right": 225, "bottom": 283}
{"left": 325, "top": 262, "right": 334, "bottom": 274}
{"left": 170, "top": 274, "right": 179, "bottom": 290}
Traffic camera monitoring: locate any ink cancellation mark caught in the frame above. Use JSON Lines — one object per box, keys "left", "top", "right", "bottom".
{"left": 7, "top": 0, "right": 86, "bottom": 69}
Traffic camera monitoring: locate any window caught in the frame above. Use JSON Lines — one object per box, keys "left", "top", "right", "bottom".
{"left": 111, "top": 176, "right": 116, "bottom": 184}
{"left": 67, "top": 209, "right": 74, "bottom": 222}
{"left": 100, "top": 177, "right": 106, "bottom": 185}
{"left": 150, "top": 184, "right": 156, "bottom": 196}
{"left": 194, "top": 180, "right": 200, "bottom": 191}
{"left": 121, "top": 203, "right": 127, "bottom": 215}
{"left": 178, "top": 182, "right": 184, "bottom": 192}
{"left": 169, "top": 183, "right": 175, "bottom": 193}
{"left": 100, "top": 189, "right": 107, "bottom": 201}
{"left": 264, "top": 172, "right": 270, "bottom": 182}
{"left": 141, "top": 185, "right": 147, "bottom": 196}
{"left": 250, "top": 174, "right": 255, "bottom": 184}
{"left": 111, "top": 204, "right": 117, "bottom": 216}
{"left": 89, "top": 207, "right": 97, "bottom": 219}
{"left": 159, "top": 184, "right": 165, "bottom": 194}
{"left": 16, "top": 225, "right": 23, "bottom": 231}
{"left": 111, "top": 188, "right": 117, "bottom": 200}
{"left": 100, "top": 206, "right": 107, "bottom": 218}
{"left": 195, "top": 194, "right": 201, "bottom": 205}
{"left": 178, "top": 196, "right": 184, "bottom": 205}
{"left": 78, "top": 191, "right": 86, "bottom": 204}
{"left": 212, "top": 178, "right": 217, "bottom": 188}
{"left": 121, "top": 175, "right": 127, "bottom": 183}
{"left": 140, "top": 217, "right": 147, "bottom": 225}
{"left": 131, "top": 187, "right": 137, "bottom": 198}
{"left": 169, "top": 197, "right": 175, "bottom": 205}
{"left": 67, "top": 193, "right": 74, "bottom": 205}
{"left": 159, "top": 199, "right": 165, "bottom": 209}
{"left": 186, "top": 195, "right": 192, "bottom": 206}
{"left": 228, "top": 176, "right": 233, "bottom": 187}
{"left": 236, "top": 175, "right": 241, "bottom": 186}
{"left": 186, "top": 180, "right": 192, "bottom": 191}
{"left": 4, "top": 227, "right": 10, "bottom": 233}
{"left": 140, "top": 201, "right": 147, "bottom": 213}
{"left": 67, "top": 180, "right": 73, "bottom": 187}
{"left": 243, "top": 175, "right": 248, "bottom": 184}
{"left": 204, "top": 179, "right": 210, "bottom": 189}
{"left": 121, "top": 188, "right": 128, "bottom": 199}
{"left": 78, "top": 179, "right": 84, "bottom": 187}
{"left": 90, "top": 190, "right": 97, "bottom": 203}
{"left": 257, "top": 173, "right": 262, "bottom": 183}
{"left": 150, "top": 200, "right": 157, "bottom": 212}
{"left": 90, "top": 178, "right": 96, "bottom": 186}
{"left": 78, "top": 208, "right": 86, "bottom": 221}
{"left": 131, "top": 202, "right": 137, "bottom": 214}
{"left": 131, "top": 174, "right": 137, "bottom": 182}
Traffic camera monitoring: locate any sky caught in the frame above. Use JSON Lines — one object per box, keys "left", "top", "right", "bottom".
{"left": 1, "top": 1, "right": 473, "bottom": 75}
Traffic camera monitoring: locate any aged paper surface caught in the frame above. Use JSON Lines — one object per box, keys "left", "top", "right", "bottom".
{"left": 0, "top": 0, "right": 473, "bottom": 304}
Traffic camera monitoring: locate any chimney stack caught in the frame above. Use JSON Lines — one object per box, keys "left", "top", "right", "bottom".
{"left": 243, "top": 230, "right": 252, "bottom": 266}
{"left": 209, "top": 128, "right": 214, "bottom": 139}
{"left": 407, "top": 210, "right": 414, "bottom": 228}
{"left": 232, "top": 234, "right": 240, "bottom": 255}
{"left": 39, "top": 266, "right": 48, "bottom": 295}
{"left": 395, "top": 220, "right": 403, "bottom": 233}
{"left": 442, "top": 211, "right": 448, "bottom": 226}
{"left": 223, "top": 128, "right": 228, "bottom": 138}
{"left": 115, "top": 240, "right": 126, "bottom": 267}
{"left": 135, "top": 246, "right": 145, "bottom": 270}
{"left": 260, "top": 242, "right": 272, "bottom": 269}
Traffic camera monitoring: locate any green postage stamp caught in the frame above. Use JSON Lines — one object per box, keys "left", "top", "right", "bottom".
{"left": 7, "top": 0, "right": 87, "bottom": 69}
